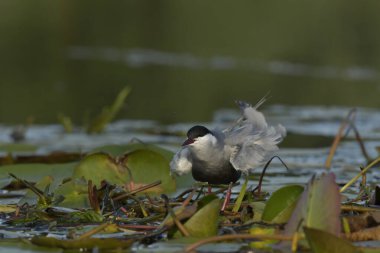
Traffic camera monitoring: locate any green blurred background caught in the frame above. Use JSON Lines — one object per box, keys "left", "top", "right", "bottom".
{"left": 1, "top": 1, "right": 380, "bottom": 124}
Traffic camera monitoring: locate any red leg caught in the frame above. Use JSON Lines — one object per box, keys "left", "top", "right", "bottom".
{"left": 221, "top": 182, "right": 233, "bottom": 212}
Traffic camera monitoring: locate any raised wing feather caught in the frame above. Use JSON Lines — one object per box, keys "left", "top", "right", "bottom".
{"left": 225, "top": 99, "right": 286, "bottom": 173}
{"left": 229, "top": 125, "right": 286, "bottom": 173}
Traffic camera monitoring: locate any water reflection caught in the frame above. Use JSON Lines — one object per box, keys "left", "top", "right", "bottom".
{"left": 69, "top": 46, "right": 379, "bottom": 81}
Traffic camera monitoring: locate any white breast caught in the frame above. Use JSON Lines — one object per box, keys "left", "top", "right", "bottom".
{"left": 170, "top": 147, "right": 192, "bottom": 176}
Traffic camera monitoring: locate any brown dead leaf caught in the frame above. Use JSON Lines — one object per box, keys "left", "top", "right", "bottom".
{"left": 347, "top": 225, "right": 380, "bottom": 241}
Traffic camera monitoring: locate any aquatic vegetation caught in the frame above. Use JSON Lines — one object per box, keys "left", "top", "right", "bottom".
{"left": 57, "top": 86, "right": 131, "bottom": 134}
{"left": 86, "top": 86, "right": 131, "bottom": 134}
{"left": 0, "top": 107, "right": 380, "bottom": 252}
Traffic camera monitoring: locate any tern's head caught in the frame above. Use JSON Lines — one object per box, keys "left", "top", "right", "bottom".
{"left": 182, "top": 125, "right": 214, "bottom": 147}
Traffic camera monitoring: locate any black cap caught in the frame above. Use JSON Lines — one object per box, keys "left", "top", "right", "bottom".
{"left": 187, "top": 125, "right": 211, "bottom": 139}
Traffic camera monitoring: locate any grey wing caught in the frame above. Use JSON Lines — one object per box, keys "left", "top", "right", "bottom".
{"left": 229, "top": 124, "right": 286, "bottom": 173}
{"left": 170, "top": 147, "right": 192, "bottom": 176}
{"left": 236, "top": 99, "right": 268, "bottom": 130}
{"left": 224, "top": 99, "right": 269, "bottom": 145}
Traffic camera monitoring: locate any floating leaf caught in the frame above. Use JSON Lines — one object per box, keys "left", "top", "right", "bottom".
{"left": 72, "top": 153, "right": 127, "bottom": 187}
{"left": 0, "top": 163, "right": 75, "bottom": 188}
{"left": 54, "top": 178, "right": 90, "bottom": 208}
{"left": 173, "top": 195, "right": 221, "bottom": 238}
{"left": 250, "top": 227, "right": 278, "bottom": 249}
{"left": 0, "top": 143, "right": 38, "bottom": 152}
{"left": 160, "top": 204, "right": 198, "bottom": 229}
{"left": 0, "top": 205, "right": 17, "bottom": 213}
{"left": 69, "top": 210, "right": 104, "bottom": 223}
{"left": 251, "top": 201, "right": 266, "bottom": 222}
{"left": 19, "top": 175, "right": 54, "bottom": 207}
{"left": 0, "top": 152, "right": 82, "bottom": 165}
{"left": 0, "top": 240, "right": 62, "bottom": 253}
{"left": 0, "top": 176, "right": 12, "bottom": 189}
{"left": 121, "top": 149, "right": 176, "bottom": 193}
{"left": 31, "top": 236, "right": 133, "bottom": 250}
{"left": 284, "top": 173, "right": 341, "bottom": 236}
{"left": 262, "top": 185, "right": 304, "bottom": 223}
{"left": 94, "top": 143, "right": 193, "bottom": 190}
{"left": 304, "top": 227, "right": 360, "bottom": 253}
{"left": 93, "top": 143, "right": 174, "bottom": 161}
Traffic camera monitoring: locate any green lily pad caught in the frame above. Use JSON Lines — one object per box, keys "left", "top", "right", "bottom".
{"left": 54, "top": 178, "right": 90, "bottom": 208}
{"left": 19, "top": 175, "right": 54, "bottom": 206}
{"left": 304, "top": 227, "right": 360, "bottom": 253}
{"left": 174, "top": 195, "right": 221, "bottom": 238}
{"left": 0, "top": 163, "right": 76, "bottom": 189}
{"left": 284, "top": 173, "right": 341, "bottom": 237}
{"left": 121, "top": 149, "right": 176, "bottom": 193}
{"left": 0, "top": 176, "right": 12, "bottom": 189}
{"left": 93, "top": 143, "right": 187, "bottom": 192}
{"left": 68, "top": 210, "right": 104, "bottom": 223}
{"left": 0, "top": 143, "right": 38, "bottom": 152}
{"left": 72, "top": 153, "right": 128, "bottom": 187}
{"left": 0, "top": 239, "right": 61, "bottom": 253}
{"left": 250, "top": 226, "right": 278, "bottom": 249}
{"left": 161, "top": 204, "right": 198, "bottom": 229}
{"left": 262, "top": 185, "right": 304, "bottom": 223}
{"left": 31, "top": 236, "right": 133, "bottom": 250}
{"left": 250, "top": 201, "right": 266, "bottom": 222}
{"left": 93, "top": 143, "right": 174, "bottom": 161}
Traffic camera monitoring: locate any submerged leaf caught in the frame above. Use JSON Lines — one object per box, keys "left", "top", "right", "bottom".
{"left": 304, "top": 227, "right": 360, "bottom": 253}
{"left": 262, "top": 185, "right": 304, "bottom": 223}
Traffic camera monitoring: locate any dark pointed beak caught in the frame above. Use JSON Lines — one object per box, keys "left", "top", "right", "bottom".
{"left": 182, "top": 138, "right": 194, "bottom": 146}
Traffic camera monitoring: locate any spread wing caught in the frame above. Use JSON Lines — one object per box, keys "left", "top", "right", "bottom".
{"left": 228, "top": 125, "right": 286, "bottom": 173}
{"left": 170, "top": 147, "right": 192, "bottom": 176}
{"left": 224, "top": 98, "right": 286, "bottom": 173}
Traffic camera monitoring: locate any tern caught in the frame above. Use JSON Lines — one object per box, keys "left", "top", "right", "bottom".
{"left": 170, "top": 98, "right": 286, "bottom": 187}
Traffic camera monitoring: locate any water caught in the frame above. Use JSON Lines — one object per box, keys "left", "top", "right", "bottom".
{"left": 68, "top": 46, "right": 380, "bottom": 81}
{"left": 1, "top": 1, "right": 380, "bottom": 124}
{"left": 1, "top": 104, "right": 378, "bottom": 189}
